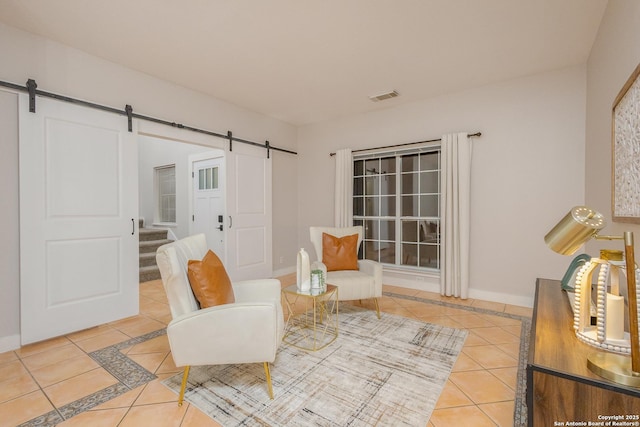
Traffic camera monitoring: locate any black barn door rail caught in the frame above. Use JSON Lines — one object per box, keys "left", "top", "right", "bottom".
{"left": 0, "top": 78, "right": 297, "bottom": 156}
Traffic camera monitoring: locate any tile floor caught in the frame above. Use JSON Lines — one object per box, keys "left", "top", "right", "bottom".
{"left": 0, "top": 274, "right": 532, "bottom": 427}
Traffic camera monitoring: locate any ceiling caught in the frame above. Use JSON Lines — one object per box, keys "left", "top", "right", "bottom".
{"left": 0, "top": 0, "right": 608, "bottom": 126}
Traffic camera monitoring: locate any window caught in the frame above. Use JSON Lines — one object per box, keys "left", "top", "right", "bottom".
{"left": 155, "top": 165, "right": 176, "bottom": 223}
{"left": 353, "top": 147, "right": 440, "bottom": 270}
{"left": 198, "top": 166, "right": 219, "bottom": 190}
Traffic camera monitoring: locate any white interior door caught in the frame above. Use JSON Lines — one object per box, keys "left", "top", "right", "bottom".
{"left": 19, "top": 95, "right": 139, "bottom": 345}
{"left": 226, "top": 143, "right": 272, "bottom": 280}
{"left": 192, "top": 156, "right": 225, "bottom": 258}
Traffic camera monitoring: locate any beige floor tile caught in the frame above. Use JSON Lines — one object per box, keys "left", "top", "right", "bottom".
{"left": 153, "top": 313, "right": 173, "bottom": 325}
{"left": 471, "top": 299, "right": 506, "bottom": 312}
{"left": 430, "top": 405, "right": 496, "bottom": 427}
{"left": 501, "top": 324, "right": 523, "bottom": 337}
{"left": 0, "top": 390, "right": 55, "bottom": 426}
{"left": 15, "top": 336, "right": 71, "bottom": 358}
{"left": 118, "top": 401, "right": 188, "bottom": 427}
{"left": 21, "top": 343, "right": 86, "bottom": 371}
{"left": 449, "top": 370, "right": 515, "bottom": 404}
{"left": 496, "top": 341, "right": 521, "bottom": 357}
{"left": 57, "top": 407, "right": 129, "bottom": 426}
{"left": 407, "top": 305, "right": 446, "bottom": 318}
{"left": 156, "top": 353, "right": 180, "bottom": 375}
{"left": 383, "top": 285, "right": 421, "bottom": 296}
{"left": 489, "top": 367, "right": 518, "bottom": 390}
{"left": 133, "top": 375, "right": 181, "bottom": 405}
{"left": 44, "top": 368, "right": 119, "bottom": 407}
{"left": 451, "top": 352, "right": 484, "bottom": 372}
{"left": 377, "top": 297, "right": 403, "bottom": 309}
{"left": 395, "top": 298, "right": 430, "bottom": 309}
{"left": 462, "top": 331, "right": 491, "bottom": 347}
{"left": 181, "top": 404, "right": 223, "bottom": 426}
{"left": 379, "top": 305, "right": 415, "bottom": 317}
{"left": 479, "top": 313, "right": 522, "bottom": 327}
{"left": 479, "top": 400, "right": 516, "bottom": 427}
{"left": 469, "top": 326, "right": 520, "bottom": 345}
{"left": 447, "top": 314, "right": 497, "bottom": 329}
{"left": 111, "top": 316, "right": 166, "bottom": 338}
{"left": 0, "top": 351, "right": 17, "bottom": 365}
{"left": 123, "top": 320, "right": 165, "bottom": 340}
{"left": 442, "top": 306, "right": 475, "bottom": 316}
{"left": 0, "top": 359, "right": 29, "bottom": 382}
{"left": 140, "top": 300, "right": 172, "bottom": 318}
{"left": 128, "top": 352, "right": 168, "bottom": 374}
{"left": 505, "top": 304, "right": 533, "bottom": 317}
{"left": 0, "top": 370, "right": 40, "bottom": 403}
{"left": 463, "top": 345, "right": 518, "bottom": 369}
{"left": 30, "top": 354, "right": 100, "bottom": 388}
{"left": 413, "top": 290, "right": 443, "bottom": 301}
{"left": 66, "top": 324, "right": 116, "bottom": 343}
{"left": 128, "top": 335, "right": 171, "bottom": 355}
{"left": 74, "top": 329, "right": 131, "bottom": 353}
{"left": 412, "top": 304, "right": 452, "bottom": 317}
{"left": 434, "top": 380, "right": 473, "bottom": 408}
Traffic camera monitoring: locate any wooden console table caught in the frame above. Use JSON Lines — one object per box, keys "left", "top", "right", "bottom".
{"left": 527, "top": 278, "right": 640, "bottom": 425}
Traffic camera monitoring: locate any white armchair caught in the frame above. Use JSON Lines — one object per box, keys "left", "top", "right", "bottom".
{"left": 156, "top": 234, "right": 284, "bottom": 405}
{"left": 309, "top": 226, "right": 383, "bottom": 318}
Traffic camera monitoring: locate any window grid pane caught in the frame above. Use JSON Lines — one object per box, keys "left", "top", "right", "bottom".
{"left": 156, "top": 165, "right": 176, "bottom": 223}
{"left": 354, "top": 149, "right": 440, "bottom": 270}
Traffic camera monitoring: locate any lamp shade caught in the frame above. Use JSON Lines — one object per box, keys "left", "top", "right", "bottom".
{"left": 544, "top": 206, "right": 606, "bottom": 255}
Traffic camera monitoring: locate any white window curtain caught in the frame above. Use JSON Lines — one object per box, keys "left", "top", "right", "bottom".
{"left": 334, "top": 148, "right": 353, "bottom": 227}
{"left": 440, "top": 133, "right": 473, "bottom": 299}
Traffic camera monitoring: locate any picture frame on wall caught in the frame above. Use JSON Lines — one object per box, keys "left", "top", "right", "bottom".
{"left": 612, "top": 62, "right": 640, "bottom": 223}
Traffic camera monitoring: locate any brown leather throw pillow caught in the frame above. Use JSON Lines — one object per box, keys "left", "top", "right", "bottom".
{"left": 187, "top": 250, "right": 235, "bottom": 308}
{"left": 322, "top": 232, "right": 359, "bottom": 272}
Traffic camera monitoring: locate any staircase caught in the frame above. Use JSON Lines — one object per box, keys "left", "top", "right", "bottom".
{"left": 139, "top": 226, "right": 172, "bottom": 282}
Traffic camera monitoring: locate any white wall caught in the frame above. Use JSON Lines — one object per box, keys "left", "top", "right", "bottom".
{"left": 138, "top": 135, "right": 221, "bottom": 239}
{"left": 297, "top": 66, "right": 588, "bottom": 307}
{"left": 0, "top": 22, "right": 299, "bottom": 351}
{"left": 585, "top": 0, "right": 640, "bottom": 256}
{"left": 0, "top": 90, "right": 20, "bottom": 351}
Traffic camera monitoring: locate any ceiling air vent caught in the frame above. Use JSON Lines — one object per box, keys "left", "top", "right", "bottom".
{"left": 369, "top": 90, "right": 399, "bottom": 102}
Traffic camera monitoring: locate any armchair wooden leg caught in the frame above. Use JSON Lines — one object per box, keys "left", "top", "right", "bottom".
{"left": 178, "top": 366, "right": 190, "bottom": 406}
{"left": 263, "top": 362, "right": 274, "bottom": 399}
{"left": 373, "top": 298, "right": 381, "bottom": 319}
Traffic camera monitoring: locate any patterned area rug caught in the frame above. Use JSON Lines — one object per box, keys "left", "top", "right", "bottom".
{"left": 162, "top": 305, "right": 468, "bottom": 426}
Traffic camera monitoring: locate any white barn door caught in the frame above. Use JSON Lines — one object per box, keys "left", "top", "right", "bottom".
{"left": 225, "top": 143, "right": 272, "bottom": 280}
{"left": 19, "top": 95, "right": 139, "bottom": 344}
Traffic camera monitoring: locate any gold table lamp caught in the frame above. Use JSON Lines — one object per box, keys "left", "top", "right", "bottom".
{"left": 545, "top": 206, "right": 640, "bottom": 387}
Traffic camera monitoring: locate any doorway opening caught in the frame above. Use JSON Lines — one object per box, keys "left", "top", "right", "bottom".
{"left": 137, "top": 133, "right": 224, "bottom": 282}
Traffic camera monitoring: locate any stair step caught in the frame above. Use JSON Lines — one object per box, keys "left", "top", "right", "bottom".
{"left": 139, "top": 228, "right": 169, "bottom": 242}
{"left": 140, "top": 265, "right": 161, "bottom": 283}
{"left": 139, "top": 239, "right": 172, "bottom": 254}
{"left": 139, "top": 252, "right": 157, "bottom": 268}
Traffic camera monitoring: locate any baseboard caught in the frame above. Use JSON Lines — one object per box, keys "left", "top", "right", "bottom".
{"left": 0, "top": 333, "right": 21, "bottom": 353}
{"left": 382, "top": 272, "right": 534, "bottom": 308}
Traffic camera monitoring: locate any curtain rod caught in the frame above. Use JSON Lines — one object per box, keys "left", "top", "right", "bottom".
{"left": 0, "top": 79, "right": 297, "bottom": 156}
{"left": 329, "top": 132, "right": 482, "bottom": 156}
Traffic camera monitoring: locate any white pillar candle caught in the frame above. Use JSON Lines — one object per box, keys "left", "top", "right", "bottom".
{"left": 606, "top": 293, "right": 625, "bottom": 341}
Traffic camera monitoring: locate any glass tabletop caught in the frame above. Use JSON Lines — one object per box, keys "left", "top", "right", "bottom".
{"left": 282, "top": 283, "right": 337, "bottom": 297}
